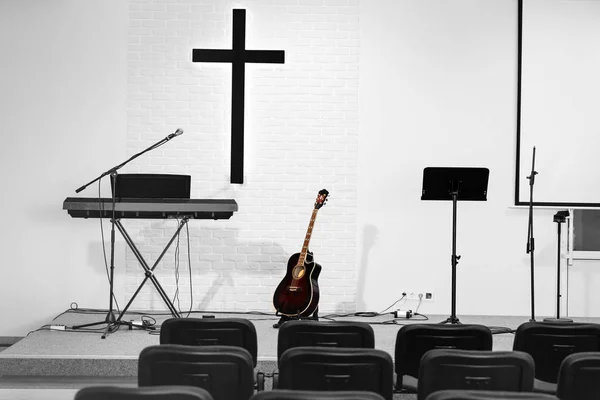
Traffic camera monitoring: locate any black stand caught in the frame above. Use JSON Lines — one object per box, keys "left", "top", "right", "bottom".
{"left": 71, "top": 129, "right": 183, "bottom": 338}
{"left": 526, "top": 147, "right": 537, "bottom": 322}
{"left": 72, "top": 172, "right": 122, "bottom": 338}
{"left": 544, "top": 211, "right": 573, "bottom": 323}
{"left": 114, "top": 218, "right": 186, "bottom": 322}
{"left": 273, "top": 308, "right": 319, "bottom": 329}
{"left": 421, "top": 167, "right": 489, "bottom": 325}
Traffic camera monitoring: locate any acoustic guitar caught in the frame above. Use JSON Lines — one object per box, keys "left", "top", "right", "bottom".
{"left": 273, "top": 189, "right": 329, "bottom": 317}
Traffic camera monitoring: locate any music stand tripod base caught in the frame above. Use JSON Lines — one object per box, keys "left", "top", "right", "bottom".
{"left": 442, "top": 316, "right": 461, "bottom": 324}
{"left": 421, "top": 167, "right": 489, "bottom": 325}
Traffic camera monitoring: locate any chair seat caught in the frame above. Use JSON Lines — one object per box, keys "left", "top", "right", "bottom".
{"left": 138, "top": 344, "right": 255, "bottom": 400}
{"left": 557, "top": 351, "right": 600, "bottom": 400}
{"left": 533, "top": 378, "right": 557, "bottom": 395}
{"left": 425, "top": 389, "right": 561, "bottom": 400}
{"left": 250, "top": 390, "right": 386, "bottom": 400}
{"left": 75, "top": 385, "right": 214, "bottom": 400}
{"left": 277, "top": 347, "right": 393, "bottom": 400}
{"left": 418, "top": 349, "right": 535, "bottom": 399}
{"left": 394, "top": 323, "right": 493, "bottom": 395}
{"left": 512, "top": 321, "right": 600, "bottom": 390}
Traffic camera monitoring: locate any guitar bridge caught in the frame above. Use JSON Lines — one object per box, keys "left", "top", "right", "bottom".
{"left": 287, "top": 286, "right": 302, "bottom": 292}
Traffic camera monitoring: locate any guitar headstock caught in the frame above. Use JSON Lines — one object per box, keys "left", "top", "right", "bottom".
{"left": 314, "top": 189, "right": 329, "bottom": 209}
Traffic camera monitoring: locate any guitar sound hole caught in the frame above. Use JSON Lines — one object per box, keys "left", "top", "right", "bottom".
{"left": 292, "top": 265, "right": 305, "bottom": 279}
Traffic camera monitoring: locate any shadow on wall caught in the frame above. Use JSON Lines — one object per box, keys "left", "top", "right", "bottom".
{"left": 356, "top": 224, "right": 379, "bottom": 312}
{"left": 131, "top": 224, "right": 290, "bottom": 313}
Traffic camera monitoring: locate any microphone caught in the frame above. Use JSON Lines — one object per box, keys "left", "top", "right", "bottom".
{"left": 167, "top": 128, "right": 184, "bottom": 140}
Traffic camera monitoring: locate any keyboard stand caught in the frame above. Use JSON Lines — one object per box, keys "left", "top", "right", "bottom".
{"left": 114, "top": 217, "right": 190, "bottom": 321}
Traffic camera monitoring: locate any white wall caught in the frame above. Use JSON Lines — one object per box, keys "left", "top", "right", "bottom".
{"left": 124, "top": 0, "right": 359, "bottom": 313}
{"left": 0, "top": 0, "right": 128, "bottom": 336}
{"left": 358, "top": 0, "right": 600, "bottom": 318}
{"left": 2, "top": 0, "right": 598, "bottom": 337}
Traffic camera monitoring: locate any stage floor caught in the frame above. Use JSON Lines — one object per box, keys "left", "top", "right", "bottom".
{"left": 0, "top": 308, "right": 597, "bottom": 398}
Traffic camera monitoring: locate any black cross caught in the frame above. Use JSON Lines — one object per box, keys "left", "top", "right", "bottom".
{"left": 192, "top": 9, "right": 285, "bottom": 184}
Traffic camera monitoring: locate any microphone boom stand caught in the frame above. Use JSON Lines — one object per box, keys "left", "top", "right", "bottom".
{"left": 526, "top": 146, "right": 537, "bottom": 322}
{"left": 71, "top": 130, "right": 181, "bottom": 339}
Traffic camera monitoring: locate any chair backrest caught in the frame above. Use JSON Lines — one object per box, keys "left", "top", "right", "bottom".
{"left": 160, "top": 317, "right": 258, "bottom": 367}
{"left": 75, "top": 385, "right": 214, "bottom": 400}
{"left": 395, "top": 323, "right": 493, "bottom": 384}
{"left": 557, "top": 351, "right": 600, "bottom": 400}
{"left": 138, "top": 344, "right": 255, "bottom": 400}
{"left": 277, "top": 320, "right": 375, "bottom": 361}
{"left": 250, "top": 389, "right": 386, "bottom": 400}
{"left": 277, "top": 347, "right": 393, "bottom": 400}
{"left": 512, "top": 322, "right": 600, "bottom": 383}
{"left": 424, "top": 389, "right": 559, "bottom": 400}
{"left": 418, "top": 349, "right": 535, "bottom": 400}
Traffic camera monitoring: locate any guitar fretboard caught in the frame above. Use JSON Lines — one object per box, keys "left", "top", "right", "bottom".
{"left": 298, "top": 207, "right": 319, "bottom": 266}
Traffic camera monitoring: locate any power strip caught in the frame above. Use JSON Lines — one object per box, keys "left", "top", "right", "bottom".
{"left": 129, "top": 320, "right": 156, "bottom": 330}
{"left": 130, "top": 320, "right": 144, "bottom": 328}
{"left": 394, "top": 309, "right": 413, "bottom": 319}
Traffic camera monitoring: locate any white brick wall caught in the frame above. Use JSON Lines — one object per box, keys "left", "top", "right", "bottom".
{"left": 126, "top": 0, "right": 359, "bottom": 314}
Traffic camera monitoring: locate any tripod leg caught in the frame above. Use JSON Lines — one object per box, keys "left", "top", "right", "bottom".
{"left": 72, "top": 315, "right": 114, "bottom": 330}
{"left": 440, "top": 316, "right": 461, "bottom": 324}
{"left": 114, "top": 219, "right": 187, "bottom": 319}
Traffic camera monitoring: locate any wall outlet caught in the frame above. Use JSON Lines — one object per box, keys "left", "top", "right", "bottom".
{"left": 404, "top": 291, "right": 434, "bottom": 301}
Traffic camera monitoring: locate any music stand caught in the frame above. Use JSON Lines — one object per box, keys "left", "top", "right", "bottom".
{"left": 421, "top": 167, "right": 489, "bottom": 324}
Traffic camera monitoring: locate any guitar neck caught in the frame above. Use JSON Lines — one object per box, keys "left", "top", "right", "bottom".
{"left": 298, "top": 208, "right": 319, "bottom": 265}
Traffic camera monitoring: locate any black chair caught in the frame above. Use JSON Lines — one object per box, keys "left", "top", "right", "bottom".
{"left": 395, "top": 323, "right": 493, "bottom": 392}
{"left": 138, "top": 344, "right": 255, "bottom": 400}
{"left": 160, "top": 317, "right": 262, "bottom": 389}
{"left": 277, "top": 320, "right": 375, "bottom": 361}
{"left": 160, "top": 317, "right": 258, "bottom": 365}
{"left": 512, "top": 322, "right": 600, "bottom": 394}
{"left": 250, "top": 389, "right": 385, "bottom": 400}
{"left": 418, "top": 349, "right": 535, "bottom": 400}
{"left": 556, "top": 351, "right": 600, "bottom": 400}
{"left": 276, "top": 347, "right": 393, "bottom": 400}
{"left": 75, "top": 385, "right": 214, "bottom": 400}
{"left": 424, "top": 389, "right": 559, "bottom": 400}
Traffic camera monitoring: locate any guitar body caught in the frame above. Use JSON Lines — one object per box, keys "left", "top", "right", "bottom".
{"left": 273, "top": 251, "right": 321, "bottom": 317}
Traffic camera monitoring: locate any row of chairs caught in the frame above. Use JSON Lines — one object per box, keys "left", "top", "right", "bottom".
{"left": 75, "top": 318, "right": 600, "bottom": 400}
{"left": 73, "top": 387, "right": 565, "bottom": 400}
{"left": 75, "top": 388, "right": 388, "bottom": 400}
{"left": 273, "top": 346, "right": 599, "bottom": 399}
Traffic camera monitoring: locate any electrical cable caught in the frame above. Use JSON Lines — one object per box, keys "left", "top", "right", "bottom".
{"left": 172, "top": 219, "right": 181, "bottom": 311}
{"left": 47, "top": 304, "right": 437, "bottom": 335}
{"left": 414, "top": 296, "right": 423, "bottom": 314}
{"left": 378, "top": 293, "right": 407, "bottom": 314}
{"left": 97, "top": 179, "right": 120, "bottom": 313}
{"left": 319, "top": 294, "right": 408, "bottom": 320}
{"left": 171, "top": 220, "right": 194, "bottom": 318}
{"left": 184, "top": 222, "right": 193, "bottom": 318}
